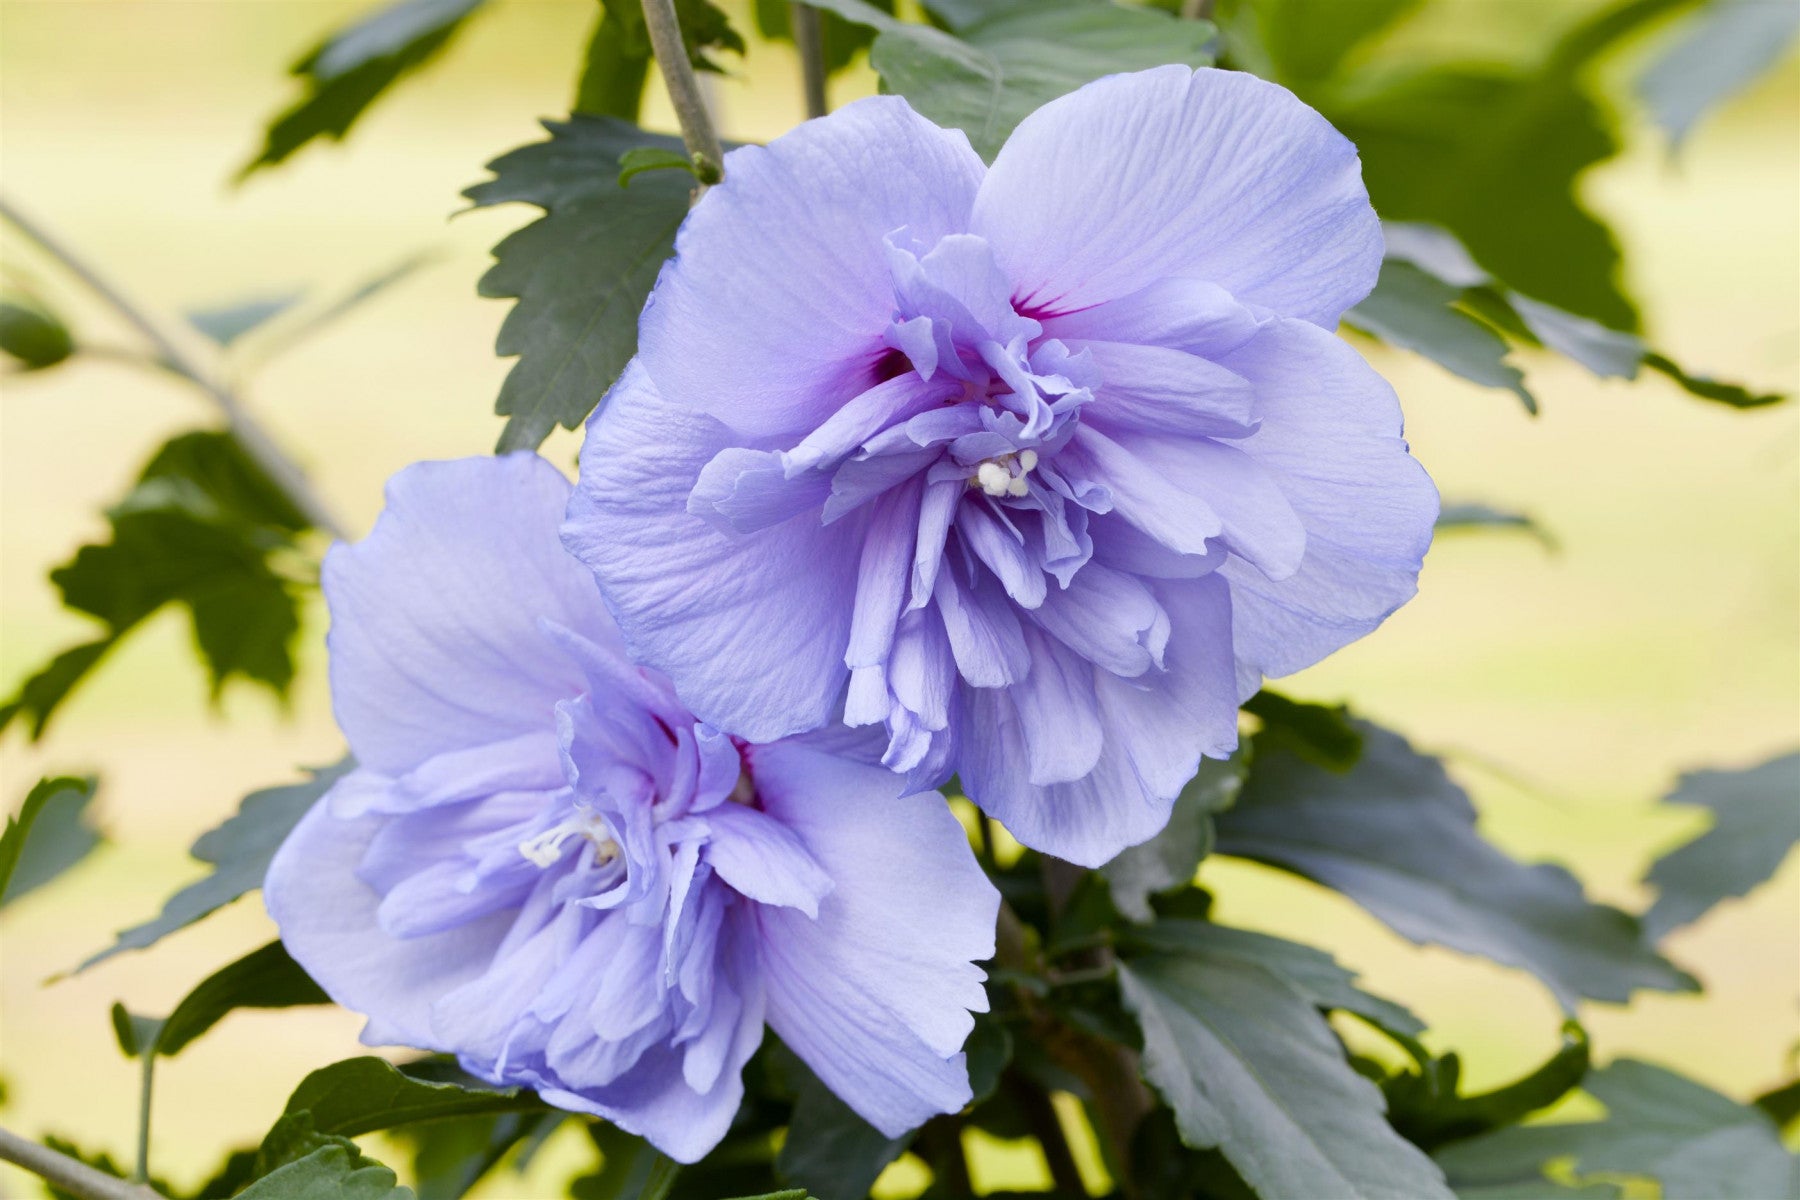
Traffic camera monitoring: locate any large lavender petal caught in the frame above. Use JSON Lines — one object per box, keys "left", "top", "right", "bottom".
{"left": 752, "top": 741, "right": 996, "bottom": 1134}
{"left": 264, "top": 783, "right": 515, "bottom": 1049}
{"left": 971, "top": 66, "right": 1382, "bottom": 327}
{"left": 324, "top": 453, "right": 606, "bottom": 775}
{"left": 701, "top": 803, "right": 833, "bottom": 918}
{"left": 1214, "top": 318, "right": 1440, "bottom": 686}
{"left": 564, "top": 364, "right": 864, "bottom": 744}
{"left": 1072, "top": 341, "right": 1260, "bottom": 440}
{"left": 640, "top": 97, "right": 986, "bottom": 440}
{"left": 956, "top": 688, "right": 1173, "bottom": 868}
{"left": 1097, "top": 574, "right": 1242, "bottom": 799}
{"left": 534, "top": 922, "right": 765, "bottom": 1164}
{"left": 1106, "top": 431, "right": 1308, "bottom": 581}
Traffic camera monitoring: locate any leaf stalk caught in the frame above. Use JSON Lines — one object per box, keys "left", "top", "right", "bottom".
{"left": 133, "top": 1050, "right": 155, "bottom": 1183}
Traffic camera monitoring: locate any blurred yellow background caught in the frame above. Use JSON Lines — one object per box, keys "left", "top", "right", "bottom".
{"left": 0, "top": 1, "right": 1795, "bottom": 1196}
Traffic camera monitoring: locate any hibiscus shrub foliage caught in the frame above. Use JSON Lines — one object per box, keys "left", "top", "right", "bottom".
{"left": 3, "top": 1, "right": 1798, "bottom": 1199}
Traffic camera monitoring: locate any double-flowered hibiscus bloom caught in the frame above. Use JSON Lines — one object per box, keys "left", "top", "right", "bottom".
{"left": 564, "top": 65, "right": 1439, "bottom": 867}
{"left": 269, "top": 64, "right": 1437, "bottom": 1162}
{"left": 266, "top": 454, "right": 998, "bottom": 1162}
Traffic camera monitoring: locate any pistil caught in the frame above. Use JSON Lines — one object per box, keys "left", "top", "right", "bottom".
{"left": 518, "top": 809, "right": 619, "bottom": 868}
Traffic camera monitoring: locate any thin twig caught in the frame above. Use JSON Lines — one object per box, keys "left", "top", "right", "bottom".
{"left": 976, "top": 810, "right": 997, "bottom": 867}
{"left": 639, "top": 0, "right": 726, "bottom": 200}
{"left": 1004, "top": 1072, "right": 1089, "bottom": 1198}
{"left": 789, "top": 2, "right": 829, "bottom": 118}
{"left": 1037, "top": 856, "right": 1150, "bottom": 1196}
{"left": 0, "top": 195, "right": 349, "bottom": 540}
{"left": 1041, "top": 855, "right": 1086, "bottom": 919}
{"left": 0, "top": 1126, "right": 163, "bottom": 1200}
{"left": 916, "top": 1114, "right": 975, "bottom": 1196}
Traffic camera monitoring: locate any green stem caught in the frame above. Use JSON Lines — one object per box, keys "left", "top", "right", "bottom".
{"left": 639, "top": 0, "right": 725, "bottom": 200}
{"left": 976, "top": 811, "right": 997, "bottom": 868}
{"left": 0, "top": 1125, "right": 162, "bottom": 1200}
{"left": 1005, "top": 1071, "right": 1089, "bottom": 1198}
{"left": 916, "top": 1114, "right": 974, "bottom": 1196}
{"left": 641, "top": 1150, "right": 680, "bottom": 1200}
{"left": 133, "top": 1052, "right": 155, "bottom": 1183}
{"left": 1037, "top": 856, "right": 1149, "bottom": 1197}
{"left": 789, "top": 2, "right": 828, "bottom": 118}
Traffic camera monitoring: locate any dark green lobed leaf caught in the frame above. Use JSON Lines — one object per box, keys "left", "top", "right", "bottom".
{"left": 1241, "top": 690, "right": 1363, "bottom": 771}
{"left": 618, "top": 146, "right": 706, "bottom": 186}
{"left": 241, "top": 0, "right": 487, "bottom": 178}
{"left": 1213, "top": 717, "right": 1694, "bottom": 1009}
{"left": 1344, "top": 258, "right": 1536, "bottom": 413}
{"left": 155, "top": 940, "right": 328, "bottom": 1057}
{"left": 1636, "top": 0, "right": 1800, "bottom": 147}
{"left": 1, "top": 431, "right": 314, "bottom": 741}
{"left": 573, "top": 1122, "right": 679, "bottom": 1200}
{"left": 1332, "top": 54, "right": 1636, "bottom": 330}
{"left": 754, "top": 0, "right": 894, "bottom": 75}
{"left": 1452, "top": 1182, "right": 1622, "bottom": 1200}
{"left": 109, "top": 1002, "right": 164, "bottom": 1059}
{"left": 0, "top": 775, "right": 102, "bottom": 906}
{"left": 280, "top": 1056, "right": 543, "bottom": 1139}
{"left": 1641, "top": 750, "right": 1800, "bottom": 938}
{"left": 1128, "top": 1109, "right": 1262, "bottom": 1200}
{"left": 1435, "top": 503, "right": 1556, "bottom": 550}
{"left": 186, "top": 292, "right": 305, "bottom": 347}
{"left": 776, "top": 1062, "right": 909, "bottom": 1199}
{"left": 187, "top": 1148, "right": 263, "bottom": 1200}
{"left": 1122, "top": 918, "right": 1425, "bottom": 1037}
{"left": 1365, "top": 220, "right": 1786, "bottom": 412}
{"left": 465, "top": 117, "right": 693, "bottom": 451}
{"left": 1384, "top": 1022, "right": 1591, "bottom": 1150}
{"left": 574, "top": 0, "right": 744, "bottom": 121}
{"left": 1214, "top": 0, "right": 1422, "bottom": 84}
{"left": 1642, "top": 351, "right": 1787, "bottom": 409}
{"left": 1104, "top": 746, "right": 1248, "bottom": 922}
{"left": 76, "top": 758, "right": 351, "bottom": 971}
{"left": 242, "top": 1112, "right": 415, "bottom": 1199}
{"left": 810, "top": 0, "right": 1215, "bottom": 160}
{"left": 1757, "top": 1077, "right": 1800, "bottom": 1132}
{"left": 920, "top": 0, "right": 1029, "bottom": 29}
{"left": 1436, "top": 1059, "right": 1800, "bottom": 1198}
{"left": 392, "top": 1110, "right": 559, "bottom": 1200}
{"left": 1119, "top": 945, "right": 1452, "bottom": 1198}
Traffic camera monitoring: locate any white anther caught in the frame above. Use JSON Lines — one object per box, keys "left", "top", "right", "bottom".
{"left": 976, "top": 461, "right": 1012, "bottom": 497}
{"left": 519, "top": 810, "right": 618, "bottom": 868}
{"left": 1018, "top": 448, "right": 1039, "bottom": 472}
{"left": 1006, "top": 475, "right": 1030, "bottom": 497}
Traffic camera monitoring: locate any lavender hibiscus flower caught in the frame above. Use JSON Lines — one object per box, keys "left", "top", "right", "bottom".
{"left": 564, "top": 66, "right": 1438, "bottom": 867}
{"left": 264, "top": 454, "right": 997, "bottom": 1163}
